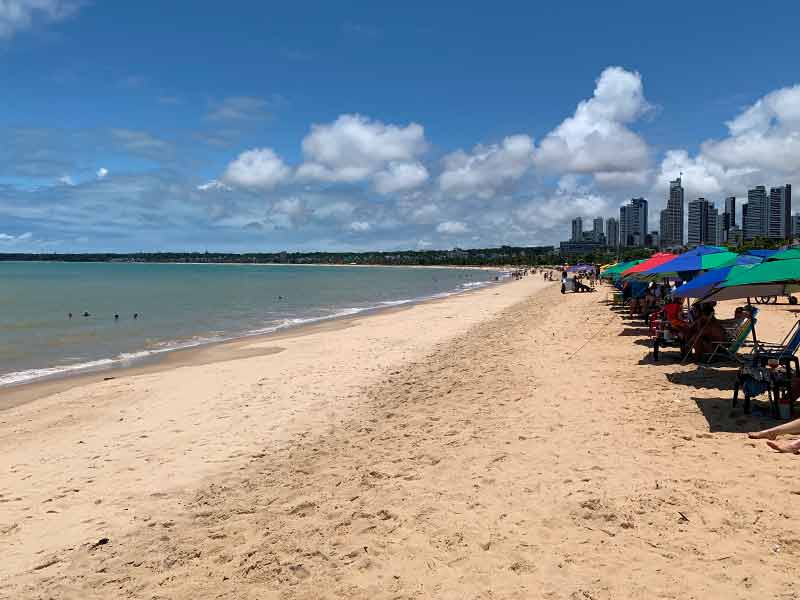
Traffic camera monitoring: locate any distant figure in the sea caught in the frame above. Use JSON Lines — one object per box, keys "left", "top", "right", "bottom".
{"left": 83, "top": 311, "right": 90, "bottom": 317}
{"left": 133, "top": 313, "right": 138, "bottom": 319}
{"left": 68, "top": 312, "right": 72, "bottom": 319}
{"left": 114, "top": 314, "right": 119, "bottom": 320}
{"left": 750, "top": 417, "right": 800, "bottom": 453}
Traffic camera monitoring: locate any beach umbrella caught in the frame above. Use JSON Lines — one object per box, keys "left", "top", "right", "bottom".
{"left": 702, "top": 259, "right": 800, "bottom": 302}
{"left": 600, "top": 259, "right": 644, "bottom": 278}
{"left": 672, "top": 254, "right": 765, "bottom": 298}
{"left": 621, "top": 253, "right": 677, "bottom": 277}
{"left": 747, "top": 249, "right": 779, "bottom": 260}
{"left": 673, "top": 266, "right": 734, "bottom": 298}
{"left": 643, "top": 246, "right": 735, "bottom": 276}
{"left": 766, "top": 248, "right": 800, "bottom": 261}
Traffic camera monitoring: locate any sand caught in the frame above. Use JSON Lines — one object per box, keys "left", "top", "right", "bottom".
{"left": 2, "top": 277, "right": 800, "bottom": 599}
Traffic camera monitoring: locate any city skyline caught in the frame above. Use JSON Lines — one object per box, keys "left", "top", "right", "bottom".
{"left": 2, "top": 2, "right": 800, "bottom": 252}
{"left": 565, "top": 178, "right": 794, "bottom": 250}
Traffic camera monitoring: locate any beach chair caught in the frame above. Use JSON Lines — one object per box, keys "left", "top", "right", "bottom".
{"left": 749, "top": 320, "right": 800, "bottom": 365}
{"left": 703, "top": 314, "right": 756, "bottom": 364}
{"left": 731, "top": 320, "right": 800, "bottom": 414}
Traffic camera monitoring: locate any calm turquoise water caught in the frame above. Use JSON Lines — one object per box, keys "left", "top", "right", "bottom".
{"left": 0, "top": 262, "right": 500, "bottom": 386}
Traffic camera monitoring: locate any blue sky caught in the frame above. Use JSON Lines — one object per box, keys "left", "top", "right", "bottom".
{"left": 1, "top": 0, "right": 799, "bottom": 252}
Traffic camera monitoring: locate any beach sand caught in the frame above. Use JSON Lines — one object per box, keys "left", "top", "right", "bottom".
{"left": 3, "top": 277, "right": 800, "bottom": 598}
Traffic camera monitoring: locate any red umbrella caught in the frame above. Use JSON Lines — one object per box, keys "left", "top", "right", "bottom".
{"left": 621, "top": 252, "right": 677, "bottom": 276}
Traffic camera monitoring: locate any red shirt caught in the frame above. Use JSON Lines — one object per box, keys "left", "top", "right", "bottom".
{"left": 664, "top": 303, "right": 682, "bottom": 321}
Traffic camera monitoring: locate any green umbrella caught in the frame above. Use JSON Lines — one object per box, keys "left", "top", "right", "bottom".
{"left": 629, "top": 250, "right": 740, "bottom": 280}
{"left": 702, "top": 259, "right": 800, "bottom": 301}
{"left": 600, "top": 259, "right": 645, "bottom": 278}
{"left": 766, "top": 248, "right": 800, "bottom": 261}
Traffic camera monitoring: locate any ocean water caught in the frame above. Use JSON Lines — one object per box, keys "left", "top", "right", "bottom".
{"left": 0, "top": 262, "right": 501, "bottom": 387}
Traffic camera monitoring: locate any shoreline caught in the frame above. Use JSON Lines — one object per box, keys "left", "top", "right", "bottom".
{"left": 0, "top": 271, "right": 508, "bottom": 403}
{"left": 0, "top": 275, "right": 510, "bottom": 410}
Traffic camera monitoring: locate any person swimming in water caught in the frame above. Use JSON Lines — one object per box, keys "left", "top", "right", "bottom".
{"left": 83, "top": 311, "right": 90, "bottom": 317}
{"left": 114, "top": 314, "right": 119, "bottom": 320}
{"left": 133, "top": 313, "right": 138, "bottom": 319}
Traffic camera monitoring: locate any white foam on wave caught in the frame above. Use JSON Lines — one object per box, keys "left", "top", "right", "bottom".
{"left": 0, "top": 358, "right": 116, "bottom": 387}
{"left": 0, "top": 271, "right": 502, "bottom": 389}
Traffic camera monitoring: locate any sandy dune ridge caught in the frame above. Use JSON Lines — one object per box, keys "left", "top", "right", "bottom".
{"left": 3, "top": 278, "right": 800, "bottom": 598}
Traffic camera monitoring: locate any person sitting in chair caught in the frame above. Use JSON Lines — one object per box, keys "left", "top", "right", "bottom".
{"left": 689, "top": 303, "right": 727, "bottom": 360}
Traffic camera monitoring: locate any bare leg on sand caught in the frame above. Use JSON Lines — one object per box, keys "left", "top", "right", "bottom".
{"left": 766, "top": 439, "right": 800, "bottom": 454}
{"left": 749, "top": 418, "right": 800, "bottom": 440}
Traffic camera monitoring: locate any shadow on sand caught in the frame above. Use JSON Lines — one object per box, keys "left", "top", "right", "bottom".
{"left": 692, "top": 396, "right": 777, "bottom": 433}
{"left": 666, "top": 367, "right": 737, "bottom": 391}
{"left": 618, "top": 327, "right": 649, "bottom": 337}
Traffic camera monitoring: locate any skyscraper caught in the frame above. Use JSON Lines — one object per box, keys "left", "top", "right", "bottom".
{"left": 605, "top": 217, "right": 619, "bottom": 248}
{"left": 708, "top": 206, "right": 721, "bottom": 245}
{"left": 659, "top": 176, "right": 684, "bottom": 248}
{"left": 619, "top": 197, "right": 648, "bottom": 247}
{"left": 744, "top": 186, "right": 768, "bottom": 240}
{"left": 688, "top": 198, "right": 720, "bottom": 246}
{"left": 724, "top": 196, "right": 736, "bottom": 227}
{"left": 592, "top": 217, "right": 604, "bottom": 242}
{"left": 571, "top": 217, "right": 583, "bottom": 242}
{"left": 768, "top": 184, "right": 792, "bottom": 239}
{"left": 722, "top": 196, "right": 735, "bottom": 242}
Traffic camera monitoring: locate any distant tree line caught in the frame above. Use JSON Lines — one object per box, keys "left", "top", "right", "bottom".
{"left": 0, "top": 245, "right": 557, "bottom": 267}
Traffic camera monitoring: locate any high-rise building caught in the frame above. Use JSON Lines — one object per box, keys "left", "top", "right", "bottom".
{"left": 592, "top": 217, "right": 604, "bottom": 242}
{"left": 659, "top": 176, "right": 685, "bottom": 248}
{"left": 742, "top": 203, "right": 749, "bottom": 237}
{"left": 722, "top": 196, "right": 736, "bottom": 242}
{"left": 688, "top": 197, "right": 720, "bottom": 246}
{"left": 793, "top": 213, "right": 800, "bottom": 239}
{"left": 708, "top": 206, "right": 721, "bottom": 245}
{"left": 606, "top": 217, "right": 619, "bottom": 248}
{"left": 768, "top": 184, "right": 792, "bottom": 239}
{"left": 619, "top": 197, "right": 648, "bottom": 247}
{"left": 571, "top": 217, "right": 583, "bottom": 242}
{"left": 744, "top": 186, "right": 768, "bottom": 240}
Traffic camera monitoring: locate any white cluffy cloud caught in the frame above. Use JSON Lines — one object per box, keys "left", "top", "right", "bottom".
{"left": 372, "top": 161, "right": 429, "bottom": 194}
{"left": 196, "top": 179, "right": 232, "bottom": 192}
{"left": 347, "top": 221, "right": 372, "bottom": 232}
{"left": 535, "top": 66, "right": 652, "bottom": 181}
{"left": 297, "top": 114, "right": 429, "bottom": 194}
{"left": 702, "top": 84, "right": 800, "bottom": 173}
{"left": 0, "top": 231, "right": 33, "bottom": 243}
{"left": 96, "top": 167, "right": 109, "bottom": 179}
{"left": 439, "top": 134, "right": 535, "bottom": 199}
{"left": 0, "top": 0, "right": 80, "bottom": 39}
{"left": 515, "top": 177, "right": 612, "bottom": 232}
{"left": 58, "top": 175, "right": 75, "bottom": 186}
{"left": 436, "top": 220, "right": 470, "bottom": 235}
{"left": 654, "top": 83, "right": 800, "bottom": 201}
{"left": 269, "top": 197, "right": 307, "bottom": 229}
{"left": 224, "top": 148, "right": 291, "bottom": 189}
